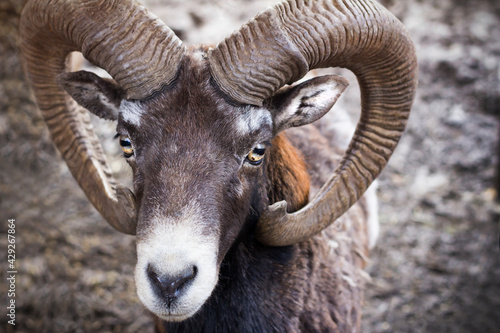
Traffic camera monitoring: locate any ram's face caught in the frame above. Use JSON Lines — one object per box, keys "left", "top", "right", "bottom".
{"left": 113, "top": 59, "right": 272, "bottom": 321}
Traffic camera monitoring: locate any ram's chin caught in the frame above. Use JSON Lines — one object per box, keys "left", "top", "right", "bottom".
{"left": 153, "top": 307, "right": 202, "bottom": 322}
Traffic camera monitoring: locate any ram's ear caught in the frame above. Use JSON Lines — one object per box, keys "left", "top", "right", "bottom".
{"left": 269, "top": 75, "right": 348, "bottom": 134}
{"left": 57, "top": 70, "right": 124, "bottom": 121}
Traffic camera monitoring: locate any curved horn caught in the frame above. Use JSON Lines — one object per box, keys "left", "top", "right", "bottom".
{"left": 20, "top": 0, "right": 185, "bottom": 234}
{"left": 209, "top": 0, "right": 417, "bottom": 246}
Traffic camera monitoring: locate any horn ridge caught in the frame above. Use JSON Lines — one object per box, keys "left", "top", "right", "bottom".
{"left": 209, "top": 10, "right": 309, "bottom": 106}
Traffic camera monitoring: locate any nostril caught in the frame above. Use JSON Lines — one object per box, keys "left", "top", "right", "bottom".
{"left": 147, "top": 264, "right": 197, "bottom": 302}
{"left": 175, "top": 265, "right": 197, "bottom": 293}
{"left": 147, "top": 264, "right": 161, "bottom": 285}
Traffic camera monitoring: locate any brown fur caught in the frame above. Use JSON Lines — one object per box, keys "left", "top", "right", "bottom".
{"left": 266, "top": 133, "right": 310, "bottom": 212}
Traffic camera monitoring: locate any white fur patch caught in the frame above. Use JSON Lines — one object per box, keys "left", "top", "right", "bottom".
{"left": 98, "top": 94, "right": 120, "bottom": 119}
{"left": 120, "top": 100, "right": 144, "bottom": 126}
{"left": 235, "top": 108, "right": 272, "bottom": 135}
{"left": 134, "top": 201, "right": 219, "bottom": 321}
{"left": 191, "top": 50, "right": 207, "bottom": 65}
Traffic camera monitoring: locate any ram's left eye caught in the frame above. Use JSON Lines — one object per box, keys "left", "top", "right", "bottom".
{"left": 119, "top": 135, "right": 134, "bottom": 158}
{"left": 246, "top": 143, "right": 266, "bottom": 165}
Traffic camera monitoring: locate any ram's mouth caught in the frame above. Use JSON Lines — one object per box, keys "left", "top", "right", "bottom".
{"left": 153, "top": 306, "right": 203, "bottom": 322}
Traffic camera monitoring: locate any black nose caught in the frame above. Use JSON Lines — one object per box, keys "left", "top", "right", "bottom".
{"left": 147, "top": 264, "right": 197, "bottom": 305}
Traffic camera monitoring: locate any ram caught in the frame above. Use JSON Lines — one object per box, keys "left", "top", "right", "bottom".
{"left": 20, "top": 0, "right": 417, "bottom": 331}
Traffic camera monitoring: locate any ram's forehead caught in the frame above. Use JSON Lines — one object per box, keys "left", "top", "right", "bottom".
{"left": 115, "top": 55, "right": 274, "bottom": 141}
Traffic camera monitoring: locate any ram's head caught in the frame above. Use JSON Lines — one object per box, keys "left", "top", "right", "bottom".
{"left": 20, "top": 0, "right": 416, "bottom": 321}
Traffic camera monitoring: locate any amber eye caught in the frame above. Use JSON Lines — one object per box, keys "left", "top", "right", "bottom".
{"left": 246, "top": 144, "right": 266, "bottom": 165}
{"left": 119, "top": 135, "right": 134, "bottom": 158}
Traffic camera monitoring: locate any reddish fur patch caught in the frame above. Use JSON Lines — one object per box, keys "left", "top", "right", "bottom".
{"left": 266, "top": 133, "right": 310, "bottom": 212}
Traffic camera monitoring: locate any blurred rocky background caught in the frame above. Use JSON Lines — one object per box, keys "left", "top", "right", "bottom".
{"left": 0, "top": 0, "right": 499, "bottom": 332}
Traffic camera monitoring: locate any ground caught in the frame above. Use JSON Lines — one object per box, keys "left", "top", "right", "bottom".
{"left": 0, "top": 0, "right": 499, "bottom": 332}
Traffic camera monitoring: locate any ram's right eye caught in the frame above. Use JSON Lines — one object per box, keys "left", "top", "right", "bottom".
{"left": 119, "top": 135, "right": 134, "bottom": 158}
